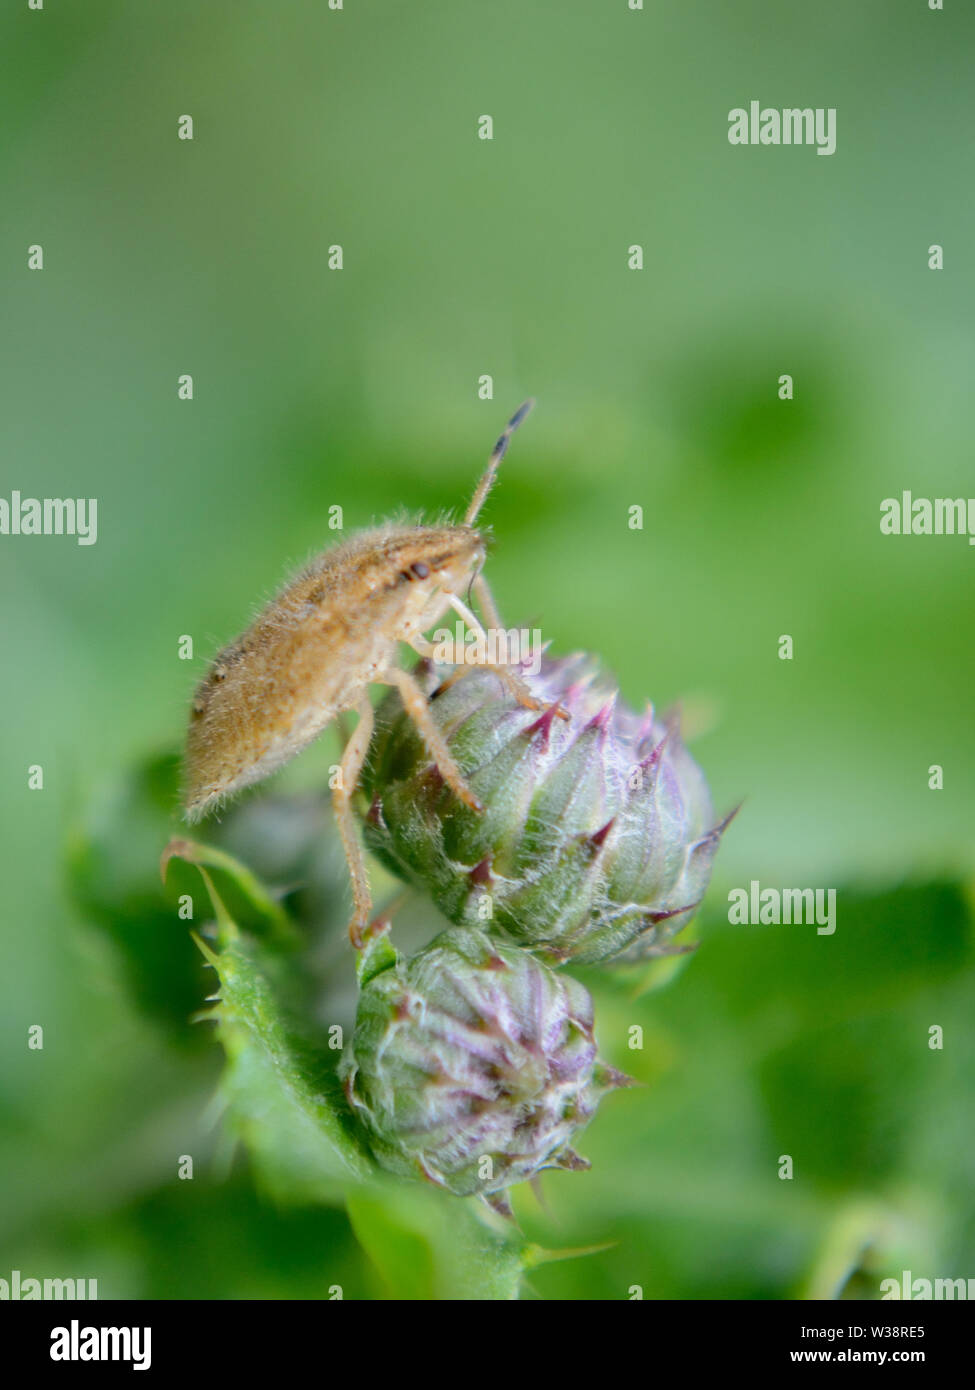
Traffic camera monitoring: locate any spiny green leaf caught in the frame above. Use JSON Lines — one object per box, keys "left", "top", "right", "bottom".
{"left": 184, "top": 865, "right": 374, "bottom": 1198}
{"left": 162, "top": 836, "right": 298, "bottom": 950}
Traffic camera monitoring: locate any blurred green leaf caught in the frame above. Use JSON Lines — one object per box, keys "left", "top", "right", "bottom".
{"left": 159, "top": 848, "right": 372, "bottom": 1196}
{"left": 66, "top": 753, "right": 208, "bottom": 1037}
{"left": 66, "top": 752, "right": 349, "bottom": 1038}
{"left": 346, "top": 1188, "right": 527, "bottom": 1301}
{"left": 161, "top": 836, "right": 298, "bottom": 950}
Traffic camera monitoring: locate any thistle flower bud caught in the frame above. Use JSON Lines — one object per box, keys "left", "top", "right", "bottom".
{"left": 363, "top": 654, "right": 731, "bottom": 964}
{"left": 341, "top": 926, "right": 624, "bottom": 1209}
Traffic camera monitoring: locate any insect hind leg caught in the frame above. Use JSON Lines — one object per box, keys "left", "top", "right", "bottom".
{"left": 334, "top": 693, "right": 376, "bottom": 947}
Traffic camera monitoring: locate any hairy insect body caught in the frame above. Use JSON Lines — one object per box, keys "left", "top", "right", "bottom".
{"left": 183, "top": 400, "right": 541, "bottom": 942}
{"left": 185, "top": 524, "right": 482, "bottom": 820}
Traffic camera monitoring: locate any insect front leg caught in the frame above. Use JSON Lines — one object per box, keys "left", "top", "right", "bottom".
{"left": 471, "top": 572, "right": 504, "bottom": 632}
{"left": 405, "top": 632, "right": 493, "bottom": 704}
{"left": 382, "top": 665, "right": 483, "bottom": 813}
{"left": 407, "top": 633, "right": 443, "bottom": 661}
{"left": 446, "top": 592, "right": 568, "bottom": 719}
{"left": 334, "top": 693, "right": 376, "bottom": 947}
{"left": 405, "top": 638, "right": 473, "bottom": 701}
{"left": 470, "top": 573, "right": 567, "bottom": 716}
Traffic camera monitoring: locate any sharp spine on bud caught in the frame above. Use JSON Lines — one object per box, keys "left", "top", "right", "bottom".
{"left": 553, "top": 1148, "right": 591, "bottom": 1171}
{"left": 525, "top": 700, "right": 562, "bottom": 744}
{"left": 588, "top": 819, "right": 616, "bottom": 853}
{"left": 469, "top": 855, "right": 494, "bottom": 887}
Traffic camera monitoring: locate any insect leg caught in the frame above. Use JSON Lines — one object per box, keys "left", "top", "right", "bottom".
{"left": 334, "top": 709, "right": 354, "bottom": 751}
{"left": 446, "top": 592, "right": 568, "bottom": 718}
{"left": 334, "top": 693, "right": 376, "bottom": 947}
{"left": 491, "top": 660, "right": 564, "bottom": 716}
{"left": 383, "top": 665, "right": 483, "bottom": 813}
{"left": 404, "top": 632, "right": 472, "bottom": 694}
{"left": 404, "top": 642, "right": 473, "bottom": 701}
{"left": 406, "top": 636, "right": 489, "bottom": 711}
{"left": 471, "top": 572, "right": 504, "bottom": 631}
{"left": 407, "top": 634, "right": 440, "bottom": 659}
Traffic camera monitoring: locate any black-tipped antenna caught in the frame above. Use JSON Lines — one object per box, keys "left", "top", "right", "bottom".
{"left": 464, "top": 398, "right": 535, "bottom": 527}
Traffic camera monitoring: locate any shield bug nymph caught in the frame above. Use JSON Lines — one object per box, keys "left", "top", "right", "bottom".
{"left": 183, "top": 400, "right": 555, "bottom": 944}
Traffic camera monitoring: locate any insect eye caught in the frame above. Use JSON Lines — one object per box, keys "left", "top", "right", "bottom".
{"left": 410, "top": 562, "right": 431, "bottom": 579}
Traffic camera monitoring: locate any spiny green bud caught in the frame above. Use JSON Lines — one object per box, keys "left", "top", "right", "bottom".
{"left": 341, "top": 926, "right": 626, "bottom": 1211}
{"left": 363, "top": 654, "right": 732, "bottom": 965}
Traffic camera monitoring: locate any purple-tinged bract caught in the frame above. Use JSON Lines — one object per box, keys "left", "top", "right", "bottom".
{"left": 341, "top": 927, "right": 624, "bottom": 1206}
{"left": 363, "top": 654, "right": 730, "bottom": 964}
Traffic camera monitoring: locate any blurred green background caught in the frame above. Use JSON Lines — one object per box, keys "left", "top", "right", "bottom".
{"left": 2, "top": 0, "right": 973, "bottom": 1299}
